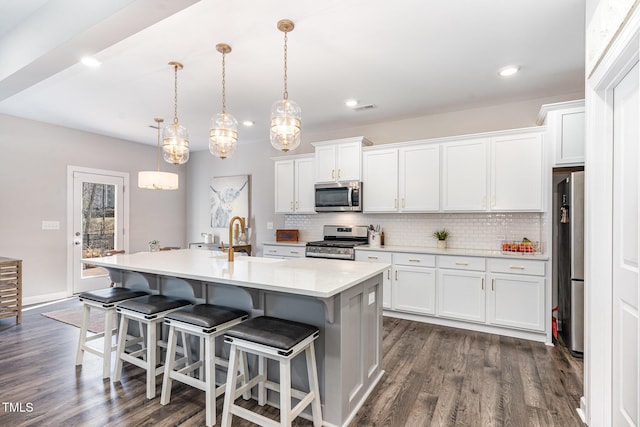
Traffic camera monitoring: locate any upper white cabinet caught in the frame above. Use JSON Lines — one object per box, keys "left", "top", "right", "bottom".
{"left": 490, "top": 133, "right": 543, "bottom": 211}
{"left": 274, "top": 155, "right": 315, "bottom": 214}
{"left": 538, "top": 100, "right": 585, "bottom": 166}
{"left": 442, "top": 138, "right": 489, "bottom": 211}
{"left": 362, "top": 148, "right": 398, "bottom": 211}
{"left": 312, "top": 136, "right": 372, "bottom": 183}
{"left": 363, "top": 144, "right": 439, "bottom": 212}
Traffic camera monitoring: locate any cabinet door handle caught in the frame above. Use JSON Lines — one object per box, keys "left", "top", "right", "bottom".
{"left": 295, "top": 200, "right": 299, "bottom": 209}
{"left": 387, "top": 269, "right": 390, "bottom": 280}
{"left": 481, "top": 278, "right": 484, "bottom": 290}
{"left": 368, "top": 255, "right": 379, "bottom": 259}
{"left": 332, "top": 169, "right": 335, "bottom": 179}
{"left": 395, "top": 270, "right": 398, "bottom": 281}
{"left": 290, "top": 201, "right": 294, "bottom": 211}
{"left": 491, "top": 195, "right": 496, "bottom": 208}
{"left": 338, "top": 169, "right": 341, "bottom": 179}
{"left": 290, "top": 250, "right": 299, "bottom": 254}
{"left": 492, "top": 278, "right": 495, "bottom": 291}
{"left": 509, "top": 265, "right": 526, "bottom": 270}
{"left": 455, "top": 261, "right": 469, "bottom": 266}
{"left": 402, "top": 198, "right": 405, "bottom": 208}
{"left": 394, "top": 198, "right": 397, "bottom": 208}
{"left": 268, "top": 250, "right": 277, "bottom": 253}
{"left": 408, "top": 259, "right": 421, "bottom": 263}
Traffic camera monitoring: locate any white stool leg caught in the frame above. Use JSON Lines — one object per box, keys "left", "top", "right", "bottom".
{"left": 181, "top": 331, "right": 192, "bottom": 369}
{"left": 258, "top": 355, "right": 266, "bottom": 406}
{"left": 75, "top": 304, "right": 90, "bottom": 365}
{"left": 204, "top": 333, "right": 216, "bottom": 427}
{"left": 199, "top": 337, "right": 205, "bottom": 379}
{"left": 306, "top": 342, "right": 322, "bottom": 427}
{"left": 113, "top": 313, "right": 129, "bottom": 383}
{"left": 160, "top": 325, "right": 178, "bottom": 405}
{"left": 102, "top": 307, "right": 114, "bottom": 378}
{"left": 221, "top": 344, "right": 239, "bottom": 427}
{"left": 279, "top": 357, "right": 292, "bottom": 426}
{"left": 146, "top": 320, "right": 157, "bottom": 399}
{"left": 240, "top": 351, "right": 251, "bottom": 400}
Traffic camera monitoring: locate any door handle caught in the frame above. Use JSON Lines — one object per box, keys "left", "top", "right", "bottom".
{"left": 387, "top": 269, "right": 390, "bottom": 280}
{"left": 395, "top": 270, "right": 398, "bottom": 281}
{"left": 481, "top": 278, "right": 484, "bottom": 290}
{"left": 332, "top": 169, "right": 335, "bottom": 179}
{"left": 492, "top": 278, "right": 495, "bottom": 291}
{"left": 74, "top": 241, "right": 81, "bottom": 245}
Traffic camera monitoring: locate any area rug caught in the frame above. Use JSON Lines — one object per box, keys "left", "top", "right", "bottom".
{"left": 41, "top": 306, "right": 113, "bottom": 334}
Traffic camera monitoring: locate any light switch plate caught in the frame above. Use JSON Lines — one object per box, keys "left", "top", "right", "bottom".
{"left": 267, "top": 222, "right": 273, "bottom": 230}
{"left": 42, "top": 220, "right": 60, "bottom": 230}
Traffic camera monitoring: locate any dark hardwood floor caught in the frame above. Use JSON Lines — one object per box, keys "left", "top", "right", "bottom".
{"left": 0, "top": 299, "right": 584, "bottom": 426}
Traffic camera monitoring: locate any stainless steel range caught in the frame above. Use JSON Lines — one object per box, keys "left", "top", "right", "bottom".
{"left": 305, "top": 225, "right": 369, "bottom": 260}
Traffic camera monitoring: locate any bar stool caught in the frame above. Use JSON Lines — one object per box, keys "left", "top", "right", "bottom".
{"left": 75, "top": 287, "right": 148, "bottom": 378}
{"left": 221, "top": 316, "right": 322, "bottom": 427}
{"left": 113, "top": 294, "right": 191, "bottom": 399}
{"left": 160, "top": 304, "right": 250, "bottom": 427}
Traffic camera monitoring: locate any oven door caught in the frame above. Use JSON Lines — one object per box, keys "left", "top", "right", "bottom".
{"left": 314, "top": 182, "right": 361, "bottom": 212}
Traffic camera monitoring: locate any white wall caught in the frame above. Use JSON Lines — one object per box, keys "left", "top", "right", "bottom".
{"left": 186, "top": 92, "right": 583, "bottom": 256}
{"left": 0, "top": 114, "right": 187, "bottom": 304}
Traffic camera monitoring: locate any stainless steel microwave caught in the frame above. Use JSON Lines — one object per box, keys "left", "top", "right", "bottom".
{"left": 315, "top": 181, "right": 362, "bottom": 212}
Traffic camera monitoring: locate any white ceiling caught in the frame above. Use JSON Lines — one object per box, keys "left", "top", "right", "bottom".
{"left": 0, "top": 0, "right": 585, "bottom": 151}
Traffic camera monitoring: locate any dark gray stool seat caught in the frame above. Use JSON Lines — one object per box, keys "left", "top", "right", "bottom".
{"left": 224, "top": 316, "right": 319, "bottom": 356}
{"left": 79, "top": 287, "right": 148, "bottom": 306}
{"left": 117, "top": 295, "right": 191, "bottom": 318}
{"left": 165, "top": 304, "right": 249, "bottom": 331}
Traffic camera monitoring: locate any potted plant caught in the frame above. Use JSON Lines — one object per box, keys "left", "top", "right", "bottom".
{"left": 148, "top": 240, "right": 160, "bottom": 252}
{"left": 432, "top": 229, "right": 450, "bottom": 249}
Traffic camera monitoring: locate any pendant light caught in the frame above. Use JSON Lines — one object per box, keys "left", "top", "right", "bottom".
{"left": 162, "top": 61, "right": 189, "bottom": 164}
{"left": 138, "top": 118, "right": 179, "bottom": 190}
{"left": 270, "top": 19, "right": 301, "bottom": 152}
{"left": 209, "top": 43, "right": 238, "bottom": 159}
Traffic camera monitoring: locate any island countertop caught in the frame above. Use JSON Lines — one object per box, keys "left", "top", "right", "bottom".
{"left": 86, "top": 248, "right": 388, "bottom": 299}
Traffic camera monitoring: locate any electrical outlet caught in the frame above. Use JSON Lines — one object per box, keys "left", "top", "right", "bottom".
{"left": 267, "top": 222, "right": 273, "bottom": 230}
{"left": 368, "top": 291, "right": 375, "bottom": 305}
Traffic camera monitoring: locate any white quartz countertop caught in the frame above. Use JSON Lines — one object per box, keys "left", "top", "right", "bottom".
{"left": 86, "top": 249, "right": 388, "bottom": 298}
{"left": 356, "top": 245, "right": 549, "bottom": 260}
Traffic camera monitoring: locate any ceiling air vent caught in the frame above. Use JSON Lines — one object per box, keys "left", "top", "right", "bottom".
{"left": 352, "top": 104, "right": 376, "bottom": 111}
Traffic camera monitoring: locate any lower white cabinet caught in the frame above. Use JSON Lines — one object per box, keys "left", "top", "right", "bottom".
{"left": 393, "top": 265, "right": 436, "bottom": 315}
{"left": 263, "top": 244, "right": 305, "bottom": 259}
{"left": 437, "top": 269, "right": 486, "bottom": 323}
{"left": 355, "top": 249, "right": 548, "bottom": 342}
{"left": 355, "top": 251, "right": 392, "bottom": 308}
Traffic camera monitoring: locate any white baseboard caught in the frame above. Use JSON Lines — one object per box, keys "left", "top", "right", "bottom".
{"left": 23, "top": 291, "right": 71, "bottom": 307}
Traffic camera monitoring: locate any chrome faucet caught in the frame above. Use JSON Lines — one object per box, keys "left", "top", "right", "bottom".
{"left": 227, "top": 216, "right": 245, "bottom": 262}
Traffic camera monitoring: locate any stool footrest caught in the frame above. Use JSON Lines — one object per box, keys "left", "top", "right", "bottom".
{"left": 230, "top": 405, "right": 281, "bottom": 427}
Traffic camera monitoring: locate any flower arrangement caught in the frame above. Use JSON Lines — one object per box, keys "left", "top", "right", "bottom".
{"left": 432, "top": 229, "right": 450, "bottom": 241}
{"left": 148, "top": 240, "right": 160, "bottom": 252}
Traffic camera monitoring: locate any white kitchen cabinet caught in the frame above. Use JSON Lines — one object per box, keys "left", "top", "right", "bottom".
{"left": 538, "top": 100, "right": 585, "bottom": 166}
{"left": 362, "top": 144, "right": 439, "bottom": 213}
{"left": 393, "top": 253, "right": 436, "bottom": 315}
{"left": 399, "top": 144, "right": 440, "bottom": 211}
{"left": 437, "top": 269, "right": 486, "bottom": 323}
{"left": 274, "top": 155, "right": 315, "bottom": 214}
{"left": 442, "top": 138, "right": 489, "bottom": 211}
{"left": 355, "top": 251, "right": 392, "bottom": 308}
{"left": 487, "top": 258, "right": 545, "bottom": 331}
{"left": 490, "top": 133, "right": 543, "bottom": 211}
{"left": 263, "top": 243, "right": 306, "bottom": 259}
{"left": 362, "top": 148, "right": 398, "bottom": 212}
{"left": 313, "top": 137, "right": 372, "bottom": 183}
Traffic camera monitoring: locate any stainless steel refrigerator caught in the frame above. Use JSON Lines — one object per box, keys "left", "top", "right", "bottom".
{"left": 557, "top": 171, "right": 584, "bottom": 355}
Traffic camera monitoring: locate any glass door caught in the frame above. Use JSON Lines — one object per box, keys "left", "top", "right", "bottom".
{"left": 71, "top": 170, "right": 127, "bottom": 294}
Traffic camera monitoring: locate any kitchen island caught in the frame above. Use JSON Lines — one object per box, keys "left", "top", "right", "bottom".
{"left": 87, "top": 249, "right": 387, "bottom": 427}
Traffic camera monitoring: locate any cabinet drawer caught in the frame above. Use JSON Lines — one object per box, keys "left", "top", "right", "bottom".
{"left": 355, "top": 251, "right": 393, "bottom": 264}
{"left": 263, "top": 245, "right": 305, "bottom": 258}
{"left": 393, "top": 252, "right": 435, "bottom": 267}
{"left": 488, "top": 258, "right": 545, "bottom": 276}
{"left": 438, "top": 255, "right": 485, "bottom": 271}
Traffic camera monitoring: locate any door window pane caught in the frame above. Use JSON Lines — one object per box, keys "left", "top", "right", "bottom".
{"left": 81, "top": 182, "right": 116, "bottom": 278}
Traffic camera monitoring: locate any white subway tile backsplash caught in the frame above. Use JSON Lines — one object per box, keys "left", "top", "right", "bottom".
{"left": 284, "top": 212, "right": 546, "bottom": 252}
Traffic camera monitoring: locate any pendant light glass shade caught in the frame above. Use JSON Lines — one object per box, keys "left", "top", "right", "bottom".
{"left": 163, "top": 61, "right": 189, "bottom": 165}
{"left": 270, "top": 19, "right": 301, "bottom": 152}
{"left": 209, "top": 43, "right": 238, "bottom": 159}
{"left": 270, "top": 98, "right": 301, "bottom": 152}
{"left": 138, "top": 118, "right": 179, "bottom": 190}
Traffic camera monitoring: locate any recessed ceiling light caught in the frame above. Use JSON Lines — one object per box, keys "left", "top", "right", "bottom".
{"left": 345, "top": 99, "right": 359, "bottom": 107}
{"left": 498, "top": 65, "right": 519, "bottom": 77}
{"left": 80, "top": 56, "right": 101, "bottom": 67}
{"left": 242, "top": 120, "right": 254, "bottom": 127}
